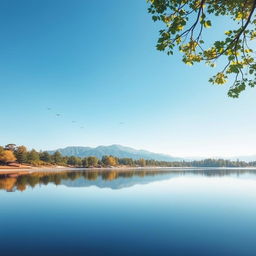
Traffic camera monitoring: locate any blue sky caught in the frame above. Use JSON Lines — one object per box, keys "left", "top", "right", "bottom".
{"left": 0, "top": 0, "right": 256, "bottom": 157}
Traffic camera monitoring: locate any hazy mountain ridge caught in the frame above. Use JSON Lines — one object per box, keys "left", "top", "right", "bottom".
{"left": 48, "top": 145, "right": 256, "bottom": 162}
{"left": 48, "top": 144, "right": 181, "bottom": 161}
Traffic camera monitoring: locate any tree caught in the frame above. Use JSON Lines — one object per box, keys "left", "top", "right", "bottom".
{"left": 52, "top": 151, "right": 63, "bottom": 165}
{"left": 138, "top": 158, "right": 146, "bottom": 167}
{"left": 0, "top": 146, "right": 4, "bottom": 156}
{"left": 118, "top": 158, "right": 134, "bottom": 166}
{"left": 76, "top": 157, "right": 82, "bottom": 167}
{"left": 0, "top": 150, "right": 16, "bottom": 164}
{"left": 5, "top": 144, "right": 16, "bottom": 151}
{"left": 102, "top": 155, "right": 117, "bottom": 166}
{"left": 87, "top": 156, "right": 99, "bottom": 167}
{"left": 14, "top": 146, "right": 28, "bottom": 164}
{"left": 67, "top": 156, "right": 82, "bottom": 167}
{"left": 39, "top": 151, "right": 51, "bottom": 163}
{"left": 147, "top": 0, "right": 256, "bottom": 97}
{"left": 27, "top": 149, "right": 40, "bottom": 163}
{"left": 67, "top": 156, "right": 76, "bottom": 166}
{"left": 82, "top": 157, "right": 88, "bottom": 168}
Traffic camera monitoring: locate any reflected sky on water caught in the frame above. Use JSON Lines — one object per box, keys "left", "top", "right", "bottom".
{"left": 1, "top": 168, "right": 256, "bottom": 255}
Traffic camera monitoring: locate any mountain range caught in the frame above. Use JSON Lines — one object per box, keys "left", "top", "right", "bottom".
{"left": 48, "top": 144, "right": 181, "bottom": 161}
{"left": 48, "top": 144, "right": 256, "bottom": 162}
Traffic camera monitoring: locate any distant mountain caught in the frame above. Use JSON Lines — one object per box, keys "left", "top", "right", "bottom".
{"left": 48, "top": 144, "right": 181, "bottom": 161}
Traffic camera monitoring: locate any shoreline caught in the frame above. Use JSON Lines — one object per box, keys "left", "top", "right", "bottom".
{"left": 1, "top": 166, "right": 256, "bottom": 175}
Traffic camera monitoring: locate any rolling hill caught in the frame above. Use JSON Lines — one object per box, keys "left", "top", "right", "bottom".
{"left": 48, "top": 144, "right": 181, "bottom": 161}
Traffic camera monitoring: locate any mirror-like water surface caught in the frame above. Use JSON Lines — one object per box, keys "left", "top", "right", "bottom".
{"left": 1, "top": 168, "right": 256, "bottom": 256}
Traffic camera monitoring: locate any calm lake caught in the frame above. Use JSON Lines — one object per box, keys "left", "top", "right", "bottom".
{"left": 1, "top": 168, "right": 256, "bottom": 256}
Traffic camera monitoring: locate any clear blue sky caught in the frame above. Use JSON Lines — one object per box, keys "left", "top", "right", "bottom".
{"left": 0, "top": 0, "right": 256, "bottom": 157}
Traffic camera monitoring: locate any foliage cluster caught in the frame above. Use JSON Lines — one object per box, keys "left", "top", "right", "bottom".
{"left": 147, "top": 0, "right": 256, "bottom": 97}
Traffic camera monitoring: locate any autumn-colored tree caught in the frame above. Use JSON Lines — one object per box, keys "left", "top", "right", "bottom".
{"left": 0, "top": 150, "right": 16, "bottom": 164}
{"left": 102, "top": 155, "right": 117, "bottom": 166}
{"left": 147, "top": 0, "right": 256, "bottom": 97}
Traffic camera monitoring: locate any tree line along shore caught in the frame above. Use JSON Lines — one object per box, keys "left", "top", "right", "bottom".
{"left": 1, "top": 144, "right": 256, "bottom": 169}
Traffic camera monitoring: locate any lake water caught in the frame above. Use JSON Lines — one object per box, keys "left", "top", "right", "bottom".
{"left": 1, "top": 168, "right": 256, "bottom": 256}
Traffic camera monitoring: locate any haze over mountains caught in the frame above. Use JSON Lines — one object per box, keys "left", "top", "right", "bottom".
{"left": 48, "top": 144, "right": 256, "bottom": 162}
{"left": 48, "top": 144, "right": 181, "bottom": 162}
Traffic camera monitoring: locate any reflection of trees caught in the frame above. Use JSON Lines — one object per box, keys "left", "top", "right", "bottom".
{"left": 137, "top": 171, "right": 146, "bottom": 177}
{"left": 16, "top": 176, "right": 27, "bottom": 191}
{"left": 67, "top": 172, "right": 80, "bottom": 180}
{"left": 17, "top": 183, "right": 26, "bottom": 191}
{"left": 41, "top": 176, "right": 50, "bottom": 185}
{"left": 53, "top": 175, "right": 62, "bottom": 185}
{"left": 0, "top": 177, "right": 17, "bottom": 192}
{"left": 119, "top": 171, "right": 134, "bottom": 178}
{"left": 182, "top": 169, "right": 256, "bottom": 177}
{"left": 86, "top": 172, "right": 98, "bottom": 181}
{"left": 0, "top": 170, "right": 167, "bottom": 191}
{"left": 27, "top": 176, "right": 40, "bottom": 188}
{"left": 102, "top": 171, "right": 117, "bottom": 181}
{"left": 1, "top": 168, "right": 256, "bottom": 192}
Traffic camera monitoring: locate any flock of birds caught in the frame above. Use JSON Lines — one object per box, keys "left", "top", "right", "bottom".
{"left": 47, "top": 107, "right": 85, "bottom": 129}
{"left": 47, "top": 107, "right": 125, "bottom": 129}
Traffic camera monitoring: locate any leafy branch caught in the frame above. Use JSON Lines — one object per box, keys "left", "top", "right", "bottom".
{"left": 147, "top": 0, "right": 256, "bottom": 97}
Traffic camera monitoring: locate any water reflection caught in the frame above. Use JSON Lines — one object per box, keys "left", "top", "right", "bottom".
{"left": 1, "top": 168, "right": 256, "bottom": 192}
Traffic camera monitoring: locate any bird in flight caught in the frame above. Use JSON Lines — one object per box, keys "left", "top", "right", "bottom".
{"left": 46, "top": 108, "right": 86, "bottom": 130}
